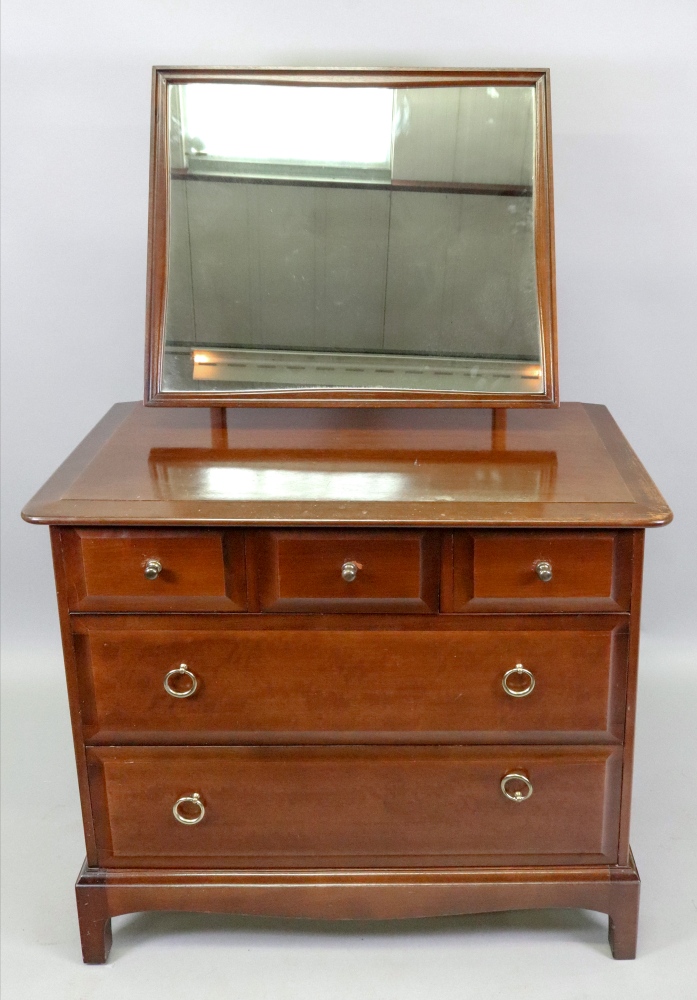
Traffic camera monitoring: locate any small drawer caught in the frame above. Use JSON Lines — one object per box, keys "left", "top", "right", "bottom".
{"left": 87, "top": 744, "right": 622, "bottom": 868}
{"left": 253, "top": 530, "right": 439, "bottom": 613}
{"left": 450, "top": 530, "right": 632, "bottom": 613}
{"left": 60, "top": 528, "right": 246, "bottom": 612}
{"left": 74, "top": 616, "right": 628, "bottom": 745}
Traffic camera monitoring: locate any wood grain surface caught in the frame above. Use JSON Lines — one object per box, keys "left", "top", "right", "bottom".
{"left": 74, "top": 616, "right": 628, "bottom": 745}
{"left": 253, "top": 529, "right": 439, "bottom": 612}
{"left": 23, "top": 400, "right": 670, "bottom": 963}
{"left": 60, "top": 528, "right": 246, "bottom": 612}
{"left": 75, "top": 853, "right": 641, "bottom": 963}
{"left": 22, "top": 403, "right": 672, "bottom": 527}
{"left": 449, "top": 529, "right": 633, "bottom": 612}
{"left": 86, "top": 744, "right": 622, "bottom": 869}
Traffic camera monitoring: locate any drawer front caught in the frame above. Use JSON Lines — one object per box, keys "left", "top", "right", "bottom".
{"left": 75, "top": 617, "right": 627, "bottom": 744}
{"left": 253, "top": 530, "right": 439, "bottom": 613}
{"left": 87, "top": 745, "right": 622, "bottom": 868}
{"left": 451, "top": 530, "right": 632, "bottom": 613}
{"left": 61, "top": 528, "right": 246, "bottom": 612}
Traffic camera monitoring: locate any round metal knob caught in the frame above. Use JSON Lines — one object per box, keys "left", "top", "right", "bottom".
{"left": 341, "top": 560, "right": 359, "bottom": 582}
{"left": 534, "top": 560, "right": 553, "bottom": 583}
{"left": 172, "top": 792, "right": 205, "bottom": 825}
{"left": 502, "top": 664, "right": 536, "bottom": 698}
{"left": 501, "top": 773, "right": 533, "bottom": 802}
{"left": 164, "top": 664, "right": 198, "bottom": 699}
{"left": 144, "top": 559, "right": 163, "bottom": 580}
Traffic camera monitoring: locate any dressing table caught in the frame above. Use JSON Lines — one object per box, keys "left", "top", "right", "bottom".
{"left": 23, "top": 68, "right": 671, "bottom": 962}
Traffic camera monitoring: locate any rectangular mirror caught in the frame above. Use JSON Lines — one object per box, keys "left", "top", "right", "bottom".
{"left": 145, "top": 69, "right": 557, "bottom": 407}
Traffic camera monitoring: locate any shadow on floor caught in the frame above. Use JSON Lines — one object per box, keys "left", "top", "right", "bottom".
{"left": 112, "top": 906, "right": 610, "bottom": 957}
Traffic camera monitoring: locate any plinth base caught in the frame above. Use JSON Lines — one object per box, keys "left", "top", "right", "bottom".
{"left": 75, "top": 851, "right": 640, "bottom": 963}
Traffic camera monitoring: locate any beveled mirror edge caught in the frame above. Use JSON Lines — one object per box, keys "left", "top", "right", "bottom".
{"left": 144, "top": 67, "right": 558, "bottom": 409}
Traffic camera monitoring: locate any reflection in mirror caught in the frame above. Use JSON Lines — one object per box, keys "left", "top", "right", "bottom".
{"left": 162, "top": 82, "right": 543, "bottom": 395}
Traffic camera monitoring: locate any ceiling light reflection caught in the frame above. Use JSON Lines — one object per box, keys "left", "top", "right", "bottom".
{"left": 205, "top": 465, "right": 408, "bottom": 501}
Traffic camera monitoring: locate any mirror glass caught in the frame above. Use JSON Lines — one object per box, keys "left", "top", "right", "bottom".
{"left": 161, "top": 81, "right": 544, "bottom": 395}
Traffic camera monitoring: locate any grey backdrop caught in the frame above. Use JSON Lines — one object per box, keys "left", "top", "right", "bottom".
{"left": 2, "top": 3, "right": 697, "bottom": 995}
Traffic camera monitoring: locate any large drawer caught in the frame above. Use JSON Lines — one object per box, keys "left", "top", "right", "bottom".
{"left": 449, "top": 530, "right": 633, "bottom": 613}
{"left": 60, "top": 528, "right": 247, "bottom": 612}
{"left": 87, "top": 745, "right": 622, "bottom": 868}
{"left": 74, "top": 616, "right": 628, "bottom": 744}
{"left": 251, "top": 530, "right": 439, "bottom": 613}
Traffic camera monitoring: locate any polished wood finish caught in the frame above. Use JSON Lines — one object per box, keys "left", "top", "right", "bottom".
{"left": 608, "top": 861, "right": 641, "bottom": 960}
{"left": 75, "top": 875, "right": 112, "bottom": 964}
{"left": 617, "top": 529, "right": 645, "bottom": 867}
{"left": 86, "top": 745, "right": 622, "bottom": 868}
{"left": 451, "top": 529, "right": 632, "bottom": 612}
{"left": 22, "top": 403, "right": 672, "bottom": 528}
{"left": 23, "top": 403, "right": 670, "bottom": 961}
{"left": 50, "top": 527, "right": 99, "bottom": 867}
{"left": 145, "top": 68, "right": 558, "bottom": 409}
{"left": 73, "top": 615, "right": 627, "bottom": 745}
{"left": 75, "top": 851, "right": 641, "bottom": 962}
{"left": 60, "top": 528, "right": 246, "bottom": 612}
{"left": 254, "top": 529, "right": 439, "bottom": 613}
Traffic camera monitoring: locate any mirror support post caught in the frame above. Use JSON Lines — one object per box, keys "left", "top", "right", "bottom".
{"left": 491, "top": 409, "right": 507, "bottom": 451}
{"left": 210, "top": 407, "right": 228, "bottom": 449}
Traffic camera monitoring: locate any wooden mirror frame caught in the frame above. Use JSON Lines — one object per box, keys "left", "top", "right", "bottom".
{"left": 144, "top": 67, "right": 557, "bottom": 408}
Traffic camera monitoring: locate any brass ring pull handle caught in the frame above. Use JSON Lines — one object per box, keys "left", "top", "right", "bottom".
{"left": 534, "top": 560, "right": 553, "bottom": 582}
{"left": 501, "top": 773, "right": 533, "bottom": 802}
{"left": 164, "top": 664, "right": 198, "bottom": 699}
{"left": 502, "top": 664, "right": 536, "bottom": 698}
{"left": 172, "top": 793, "right": 205, "bottom": 825}
{"left": 144, "top": 558, "right": 163, "bottom": 580}
{"left": 341, "top": 560, "right": 361, "bottom": 582}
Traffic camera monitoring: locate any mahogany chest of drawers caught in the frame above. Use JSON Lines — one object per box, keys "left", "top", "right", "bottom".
{"left": 23, "top": 401, "right": 671, "bottom": 962}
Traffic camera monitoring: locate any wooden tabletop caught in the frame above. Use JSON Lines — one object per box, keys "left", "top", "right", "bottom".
{"left": 22, "top": 402, "right": 672, "bottom": 527}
